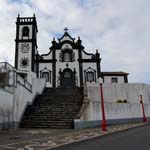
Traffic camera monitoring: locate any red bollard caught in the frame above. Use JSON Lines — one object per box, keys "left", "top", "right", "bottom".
{"left": 140, "top": 95, "right": 147, "bottom": 122}
{"left": 100, "top": 83, "right": 107, "bottom": 131}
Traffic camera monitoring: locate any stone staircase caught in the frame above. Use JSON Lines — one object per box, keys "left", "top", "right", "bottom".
{"left": 20, "top": 87, "right": 83, "bottom": 128}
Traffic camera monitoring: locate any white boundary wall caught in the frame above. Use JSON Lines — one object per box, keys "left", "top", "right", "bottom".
{"left": 80, "top": 83, "right": 150, "bottom": 121}
{"left": 0, "top": 88, "right": 13, "bottom": 125}
{"left": 0, "top": 78, "right": 46, "bottom": 127}
{"left": 13, "top": 78, "right": 46, "bottom": 123}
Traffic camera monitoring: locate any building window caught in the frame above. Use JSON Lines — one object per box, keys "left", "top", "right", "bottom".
{"left": 42, "top": 72, "right": 49, "bottom": 82}
{"left": 22, "top": 26, "right": 29, "bottom": 37}
{"left": 64, "top": 53, "right": 71, "bottom": 62}
{"left": 87, "top": 71, "right": 94, "bottom": 82}
{"left": 111, "top": 77, "right": 118, "bottom": 83}
{"left": 59, "top": 50, "right": 75, "bottom": 62}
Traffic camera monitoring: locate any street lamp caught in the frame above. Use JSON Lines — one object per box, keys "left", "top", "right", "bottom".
{"left": 99, "top": 78, "right": 107, "bottom": 131}
{"left": 139, "top": 90, "right": 147, "bottom": 122}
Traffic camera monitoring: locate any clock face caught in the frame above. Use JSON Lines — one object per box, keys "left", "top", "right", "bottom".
{"left": 20, "top": 43, "right": 30, "bottom": 53}
{"left": 20, "top": 58, "right": 29, "bottom": 68}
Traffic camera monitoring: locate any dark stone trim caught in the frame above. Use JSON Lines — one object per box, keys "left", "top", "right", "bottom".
{"left": 16, "top": 15, "right": 38, "bottom": 32}
{"left": 82, "top": 49, "right": 95, "bottom": 57}
{"left": 101, "top": 74, "right": 128, "bottom": 76}
{"left": 17, "top": 81, "right": 32, "bottom": 93}
{"left": 84, "top": 67, "right": 96, "bottom": 82}
{"left": 40, "top": 49, "right": 52, "bottom": 57}
{"left": 96, "top": 59, "right": 101, "bottom": 78}
{"left": 78, "top": 59, "right": 101, "bottom": 63}
{"left": 35, "top": 53, "right": 39, "bottom": 77}
{"left": 124, "top": 75, "right": 128, "bottom": 83}
{"left": 78, "top": 48, "right": 83, "bottom": 87}
{"left": 36, "top": 59, "right": 56, "bottom": 63}
{"left": 15, "top": 22, "right": 19, "bottom": 69}
{"left": 40, "top": 68, "right": 52, "bottom": 83}
{"left": 52, "top": 49, "right": 56, "bottom": 88}
{"left": 58, "top": 31, "right": 75, "bottom": 42}
{"left": 31, "top": 23, "right": 35, "bottom": 72}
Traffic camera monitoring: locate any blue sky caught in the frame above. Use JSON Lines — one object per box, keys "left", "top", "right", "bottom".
{"left": 0, "top": 0, "right": 150, "bottom": 83}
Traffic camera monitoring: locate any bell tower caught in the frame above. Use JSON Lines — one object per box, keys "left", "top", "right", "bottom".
{"left": 15, "top": 14, "right": 38, "bottom": 73}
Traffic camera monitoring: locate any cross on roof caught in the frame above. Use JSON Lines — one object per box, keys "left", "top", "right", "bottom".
{"left": 64, "top": 27, "right": 68, "bottom": 32}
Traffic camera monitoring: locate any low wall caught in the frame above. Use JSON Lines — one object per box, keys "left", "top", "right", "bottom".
{"left": 75, "top": 83, "right": 150, "bottom": 128}
{"left": 87, "top": 83, "right": 150, "bottom": 103}
{"left": 32, "top": 78, "right": 46, "bottom": 101}
{"left": 0, "top": 78, "right": 45, "bottom": 129}
{"left": 0, "top": 88, "right": 13, "bottom": 128}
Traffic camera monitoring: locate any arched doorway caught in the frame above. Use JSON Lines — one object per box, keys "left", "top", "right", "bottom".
{"left": 60, "top": 68, "right": 75, "bottom": 88}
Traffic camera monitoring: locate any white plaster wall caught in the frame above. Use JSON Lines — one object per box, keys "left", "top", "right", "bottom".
{"left": 87, "top": 83, "right": 150, "bottom": 103}
{"left": 32, "top": 78, "right": 46, "bottom": 100}
{"left": 17, "top": 42, "right": 32, "bottom": 71}
{"left": 82, "top": 51, "right": 93, "bottom": 59}
{"left": 42, "top": 51, "right": 52, "bottom": 59}
{"left": 60, "top": 36, "right": 73, "bottom": 42}
{"left": 104, "top": 76, "right": 125, "bottom": 84}
{"left": 13, "top": 77, "right": 46, "bottom": 122}
{"left": 13, "top": 82, "right": 31, "bottom": 122}
{"left": 81, "top": 102, "right": 150, "bottom": 121}
{"left": 0, "top": 89, "right": 13, "bottom": 123}
{"left": 56, "top": 49, "right": 80, "bottom": 87}
{"left": 80, "top": 83, "right": 150, "bottom": 121}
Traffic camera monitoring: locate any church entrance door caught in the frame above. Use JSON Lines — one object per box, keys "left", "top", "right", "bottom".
{"left": 61, "top": 69, "right": 75, "bottom": 88}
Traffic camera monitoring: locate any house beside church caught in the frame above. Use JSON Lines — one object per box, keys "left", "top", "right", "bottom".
{"left": 15, "top": 14, "right": 128, "bottom": 88}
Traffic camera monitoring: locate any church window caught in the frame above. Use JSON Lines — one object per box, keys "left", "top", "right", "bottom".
{"left": 64, "top": 53, "right": 71, "bottom": 62}
{"left": 22, "top": 26, "right": 29, "bottom": 37}
{"left": 111, "top": 77, "right": 118, "bottom": 83}
{"left": 42, "top": 72, "right": 49, "bottom": 82}
{"left": 87, "top": 71, "right": 94, "bottom": 82}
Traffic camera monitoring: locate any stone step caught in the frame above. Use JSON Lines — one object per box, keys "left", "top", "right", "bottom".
{"left": 20, "top": 87, "right": 83, "bottom": 129}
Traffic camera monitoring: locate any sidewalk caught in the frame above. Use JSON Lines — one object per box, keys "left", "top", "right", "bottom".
{"left": 0, "top": 122, "right": 147, "bottom": 150}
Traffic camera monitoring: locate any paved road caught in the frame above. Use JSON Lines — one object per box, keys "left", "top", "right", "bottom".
{"left": 52, "top": 124, "right": 150, "bottom": 150}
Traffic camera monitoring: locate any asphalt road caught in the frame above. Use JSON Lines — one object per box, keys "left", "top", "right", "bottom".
{"left": 52, "top": 124, "right": 150, "bottom": 150}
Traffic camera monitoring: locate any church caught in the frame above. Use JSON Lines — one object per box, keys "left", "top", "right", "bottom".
{"left": 15, "top": 14, "right": 129, "bottom": 87}
{"left": 1, "top": 14, "right": 149, "bottom": 129}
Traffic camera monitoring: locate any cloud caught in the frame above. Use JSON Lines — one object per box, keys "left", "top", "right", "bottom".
{"left": 0, "top": 0, "right": 149, "bottom": 83}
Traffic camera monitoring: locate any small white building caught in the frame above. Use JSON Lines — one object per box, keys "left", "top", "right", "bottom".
{"left": 15, "top": 14, "right": 128, "bottom": 87}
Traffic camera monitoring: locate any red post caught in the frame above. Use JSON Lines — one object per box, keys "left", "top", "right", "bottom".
{"left": 140, "top": 95, "right": 147, "bottom": 122}
{"left": 100, "top": 83, "right": 107, "bottom": 131}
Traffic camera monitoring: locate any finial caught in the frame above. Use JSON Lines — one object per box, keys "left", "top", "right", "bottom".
{"left": 53, "top": 37, "right": 55, "bottom": 41}
{"left": 33, "top": 13, "right": 35, "bottom": 17}
{"left": 64, "top": 27, "right": 68, "bottom": 32}
{"left": 96, "top": 49, "right": 98, "bottom": 53}
{"left": 78, "top": 36, "right": 80, "bottom": 40}
{"left": 18, "top": 14, "right": 20, "bottom": 18}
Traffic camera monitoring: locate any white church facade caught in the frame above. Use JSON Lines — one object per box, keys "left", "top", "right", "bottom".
{"left": 15, "top": 14, "right": 128, "bottom": 88}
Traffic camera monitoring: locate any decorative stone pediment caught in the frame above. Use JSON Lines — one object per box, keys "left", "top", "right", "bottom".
{"left": 59, "top": 27, "right": 75, "bottom": 43}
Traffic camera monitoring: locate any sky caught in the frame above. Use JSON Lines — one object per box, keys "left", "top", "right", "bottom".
{"left": 0, "top": 0, "right": 149, "bottom": 84}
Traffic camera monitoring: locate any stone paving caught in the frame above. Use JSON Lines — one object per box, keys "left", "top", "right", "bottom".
{"left": 0, "top": 123, "right": 147, "bottom": 150}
